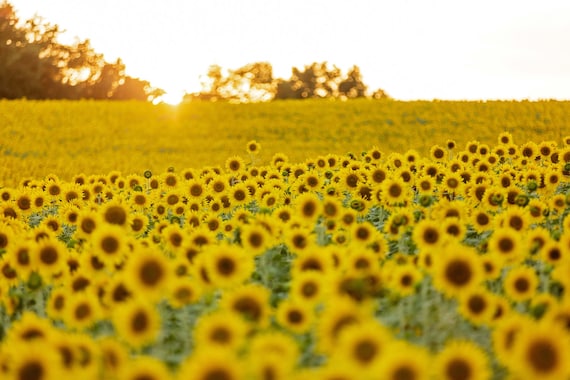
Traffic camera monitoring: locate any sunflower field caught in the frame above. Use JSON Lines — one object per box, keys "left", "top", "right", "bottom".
{"left": 1, "top": 100, "right": 570, "bottom": 380}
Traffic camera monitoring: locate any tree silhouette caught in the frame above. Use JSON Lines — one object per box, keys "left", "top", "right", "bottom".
{"left": 186, "top": 62, "right": 274, "bottom": 102}
{"left": 111, "top": 76, "right": 165, "bottom": 101}
{"left": 0, "top": 1, "right": 162, "bottom": 100}
{"left": 338, "top": 65, "right": 367, "bottom": 99}
{"left": 275, "top": 62, "right": 342, "bottom": 99}
{"left": 186, "top": 61, "right": 389, "bottom": 102}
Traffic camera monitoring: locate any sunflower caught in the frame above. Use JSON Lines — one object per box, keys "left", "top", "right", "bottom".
{"left": 377, "top": 341, "right": 430, "bottom": 380}
{"left": 292, "top": 248, "right": 334, "bottom": 275}
{"left": 432, "top": 243, "right": 483, "bottom": 298}
{"left": 430, "top": 144, "right": 447, "bottom": 161}
{"left": 75, "top": 210, "right": 102, "bottom": 239}
{"left": 0, "top": 223, "right": 15, "bottom": 252}
{"left": 101, "top": 201, "right": 130, "bottom": 228}
{"left": 246, "top": 350, "right": 292, "bottom": 380}
{"left": 276, "top": 298, "right": 314, "bottom": 334}
{"left": 442, "top": 217, "right": 466, "bottom": 241}
{"left": 541, "top": 240, "right": 564, "bottom": 265}
{"left": 498, "top": 131, "right": 514, "bottom": 145}
{"left": 316, "top": 297, "right": 367, "bottom": 354}
{"left": 0, "top": 257, "right": 19, "bottom": 288}
{"left": 63, "top": 293, "right": 102, "bottom": 331}
{"left": 380, "top": 177, "right": 410, "bottom": 206}
{"left": 225, "top": 155, "right": 246, "bottom": 173}
{"left": 389, "top": 264, "right": 422, "bottom": 297}
{"left": 102, "top": 276, "right": 133, "bottom": 308}
{"left": 497, "top": 207, "right": 530, "bottom": 232}
{"left": 413, "top": 219, "right": 445, "bottom": 250}
{"left": 293, "top": 192, "right": 322, "bottom": 225}
{"left": 119, "top": 356, "right": 171, "bottom": 380}
{"left": 187, "top": 178, "right": 206, "bottom": 200}
{"left": 46, "top": 287, "right": 69, "bottom": 321}
{"left": 6, "top": 341, "right": 63, "bottom": 380}
{"left": 350, "top": 222, "right": 377, "bottom": 246}
{"left": 33, "top": 238, "right": 68, "bottom": 278}
{"left": 415, "top": 175, "right": 435, "bottom": 196}
{"left": 167, "top": 277, "right": 201, "bottom": 309}
{"left": 112, "top": 299, "right": 161, "bottom": 349}
{"left": 177, "top": 346, "right": 243, "bottom": 380}
{"left": 90, "top": 224, "right": 127, "bottom": 267}
{"left": 511, "top": 321, "right": 570, "bottom": 380}
{"left": 240, "top": 223, "right": 271, "bottom": 256}
{"left": 193, "top": 310, "right": 248, "bottom": 351}
{"left": 433, "top": 340, "right": 490, "bottom": 380}
{"left": 220, "top": 284, "right": 271, "bottom": 326}
{"left": 98, "top": 337, "right": 129, "bottom": 377}
{"left": 332, "top": 319, "right": 392, "bottom": 374}
{"left": 503, "top": 265, "right": 538, "bottom": 303}
{"left": 227, "top": 182, "right": 251, "bottom": 207}
{"left": 289, "top": 270, "right": 326, "bottom": 306}
{"left": 526, "top": 226, "right": 550, "bottom": 256}
{"left": 441, "top": 171, "right": 465, "bottom": 196}
{"left": 248, "top": 331, "right": 300, "bottom": 370}
{"left": 204, "top": 243, "right": 254, "bottom": 288}
{"left": 457, "top": 287, "right": 495, "bottom": 326}
{"left": 284, "top": 226, "right": 314, "bottom": 254}
{"left": 123, "top": 248, "right": 173, "bottom": 301}
{"left": 487, "top": 228, "right": 523, "bottom": 264}
{"left": 480, "top": 254, "right": 502, "bottom": 280}
{"left": 6, "top": 311, "right": 56, "bottom": 343}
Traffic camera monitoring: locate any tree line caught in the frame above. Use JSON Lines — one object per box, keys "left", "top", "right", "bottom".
{"left": 1, "top": 1, "right": 389, "bottom": 103}
{"left": 0, "top": 1, "right": 164, "bottom": 101}
{"left": 184, "top": 62, "right": 389, "bottom": 102}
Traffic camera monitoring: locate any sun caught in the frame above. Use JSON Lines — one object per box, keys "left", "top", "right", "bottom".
{"left": 155, "top": 90, "right": 183, "bottom": 106}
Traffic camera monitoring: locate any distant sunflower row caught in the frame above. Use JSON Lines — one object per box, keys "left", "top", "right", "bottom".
{"left": 0, "top": 133, "right": 570, "bottom": 379}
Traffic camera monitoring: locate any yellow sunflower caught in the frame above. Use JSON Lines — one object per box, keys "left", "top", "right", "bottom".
{"left": 177, "top": 346, "right": 243, "bottom": 380}
{"left": 432, "top": 243, "right": 483, "bottom": 298}
{"left": 511, "top": 321, "right": 570, "bottom": 380}
{"left": 112, "top": 299, "right": 161, "bottom": 349}
{"left": 433, "top": 340, "right": 490, "bottom": 380}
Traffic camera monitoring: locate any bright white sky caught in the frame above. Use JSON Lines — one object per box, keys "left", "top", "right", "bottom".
{"left": 12, "top": 0, "right": 570, "bottom": 103}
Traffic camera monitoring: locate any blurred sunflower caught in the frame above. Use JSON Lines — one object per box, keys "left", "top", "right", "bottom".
{"left": 276, "top": 298, "right": 314, "bottom": 334}
{"left": 457, "top": 287, "right": 495, "bottom": 326}
{"left": 119, "top": 356, "right": 171, "bottom": 380}
{"left": 511, "top": 321, "right": 570, "bottom": 380}
{"left": 204, "top": 243, "right": 254, "bottom": 288}
{"left": 432, "top": 243, "right": 483, "bottom": 298}
{"left": 220, "top": 283, "right": 271, "bottom": 326}
{"left": 112, "top": 299, "right": 161, "bottom": 349}
{"left": 433, "top": 340, "right": 490, "bottom": 380}
{"left": 33, "top": 238, "right": 68, "bottom": 278}
{"left": 377, "top": 341, "right": 430, "bottom": 380}
{"left": 91, "top": 224, "right": 127, "bottom": 267}
{"left": 123, "top": 248, "right": 173, "bottom": 301}
{"left": 503, "top": 265, "right": 539, "bottom": 303}
{"left": 193, "top": 310, "right": 248, "bottom": 351}
{"left": 332, "top": 319, "right": 392, "bottom": 375}
{"left": 177, "top": 346, "right": 243, "bottom": 380}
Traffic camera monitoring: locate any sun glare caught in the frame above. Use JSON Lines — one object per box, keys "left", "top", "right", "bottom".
{"left": 156, "top": 91, "right": 183, "bottom": 106}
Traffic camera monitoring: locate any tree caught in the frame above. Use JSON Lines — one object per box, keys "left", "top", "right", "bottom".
{"left": 186, "top": 62, "right": 275, "bottom": 102}
{"left": 275, "top": 62, "right": 342, "bottom": 100}
{"left": 111, "top": 76, "right": 166, "bottom": 102}
{"left": 185, "top": 61, "right": 389, "bottom": 102}
{"left": 338, "top": 65, "right": 367, "bottom": 99}
{"left": 0, "top": 1, "right": 162, "bottom": 100}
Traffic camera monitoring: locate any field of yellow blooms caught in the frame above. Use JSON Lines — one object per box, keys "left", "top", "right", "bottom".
{"left": 1, "top": 100, "right": 570, "bottom": 380}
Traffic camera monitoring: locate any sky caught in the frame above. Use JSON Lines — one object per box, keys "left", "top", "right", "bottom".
{"left": 12, "top": 0, "right": 570, "bottom": 104}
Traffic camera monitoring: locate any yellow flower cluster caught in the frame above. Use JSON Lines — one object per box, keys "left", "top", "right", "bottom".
{"left": 1, "top": 99, "right": 570, "bottom": 187}
{"left": 0, "top": 130, "right": 570, "bottom": 379}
